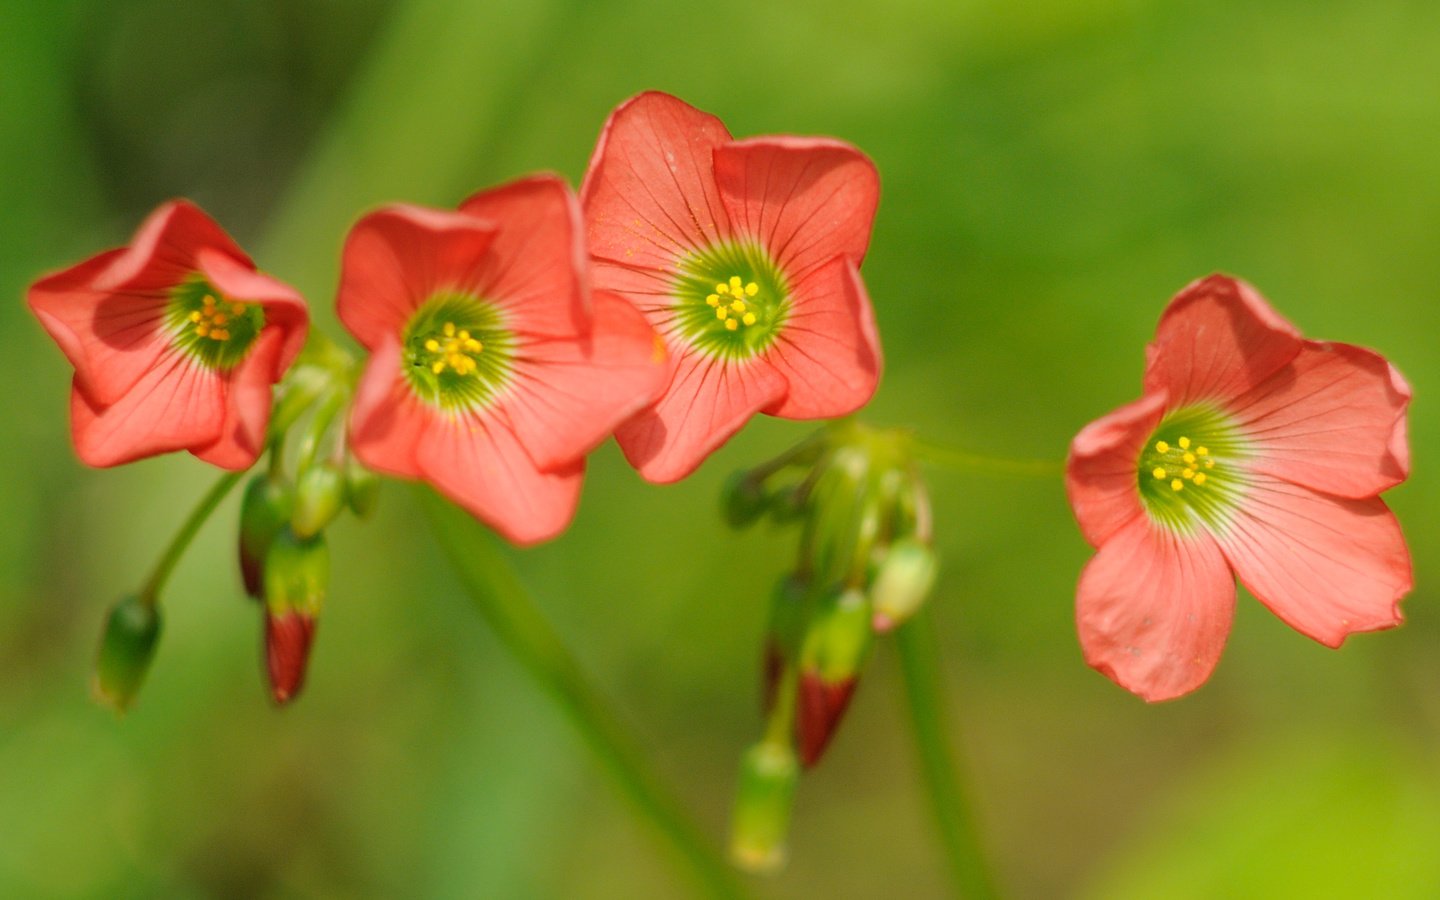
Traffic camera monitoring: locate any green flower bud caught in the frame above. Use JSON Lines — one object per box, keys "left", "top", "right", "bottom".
{"left": 92, "top": 594, "right": 161, "bottom": 714}
{"left": 722, "top": 471, "right": 768, "bottom": 529}
{"left": 870, "top": 538, "right": 939, "bottom": 633}
{"left": 345, "top": 457, "right": 381, "bottom": 519}
{"left": 729, "top": 741, "right": 799, "bottom": 873}
{"left": 804, "top": 446, "right": 871, "bottom": 584}
{"left": 238, "top": 475, "right": 293, "bottom": 599}
{"left": 291, "top": 462, "right": 346, "bottom": 540}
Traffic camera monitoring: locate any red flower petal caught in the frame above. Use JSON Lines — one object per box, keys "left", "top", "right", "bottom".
{"left": 581, "top": 91, "right": 732, "bottom": 272}
{"left": 336, "top": 205, "right": 499, "bottom": 350}
{"left": 196, "top": 248, "right": 310, "bottom": 377}
{"left": 68, "top": 353, "right": 225, "bottom": 468}
{"left": 502, "top": 291, "right": 666, "bottom": 472}
{"left": 97, "top": 200, "right": 253, "bottom": 294}
{"left": 457, "top": 174, "right": 591, "bottom": 338}
{"left": 1228, "top": 342, "right": 1410, "bottom": 499}
{"left": 615, "top": 351, "right": 787, "bottom": 484}
{"left": 760, "top": 255, "right": 881, "bottom": 419}
{"left": 417, "top": 411, "right": 584, "bottom": 546}
{"left": 1076, "top": 515, "right": 1235, "bottom": 702}
{"left": 193, "top": 328, "right": 285, "bottom": 470}
{"left": 713, "top": 136, "right": 878, "bottom": 283}
{"left": 1066, "top": 390, "right": 1168, "bottom": 547}
{"left": 1142, "top": 275, "right": 1303, "bottom": 407}
{"left": 1218, "top": 477, "right": 1409, "bottom": 647}
{"left": 347, "top": 340, "right": 431, "bottom": 481}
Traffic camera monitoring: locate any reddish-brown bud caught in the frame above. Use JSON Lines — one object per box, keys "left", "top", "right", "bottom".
{"left": 796, "top": 671, "right": 857, "bottom": 768}
{"left": 265, "top": 609, "right": 317, "bottom": 704}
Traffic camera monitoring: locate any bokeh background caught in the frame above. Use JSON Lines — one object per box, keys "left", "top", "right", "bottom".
{"left": 5, "top": 0, "right": 1440, "bottom": 897}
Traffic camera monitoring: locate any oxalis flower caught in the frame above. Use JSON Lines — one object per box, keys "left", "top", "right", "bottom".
{"left": 28, "top": 201, "right": 309, "bottom": 469}
{"left": 1067, "top": 275, "right": 1412, "bottom": 701}
{"left": 338, "top": 175, "right": 667, "bottom": 545}
{"left": 581, "top": 91, "right": 882, "bottom": 483}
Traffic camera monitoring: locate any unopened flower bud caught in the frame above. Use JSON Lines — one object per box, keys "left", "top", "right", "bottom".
{"left": 345, "top": 457, "right": 381, "bottom": 519}
{"left": 93, "top": 594, "right": 161, "bottom": 714}
{"left": 870, "top": 537, "right": 939, "bottom": 633}
{"left": 239, "top": 475, "right": 293, "bottom": 599}
{"left": 796, "top": 588, "right": 872, "bottom": 767}
{"left": 805, "top": 446, "right": 871, "bottom": 584}
{"left": 729, "top": 740, "right": 799, "bottom": 873}
{"left": 762, "top": 575, "right": 809, "bottom": 714}
{"left": 291, "top": 462, "right": 346, "bottom": 540}
{"left": 262, "top": 528, "right": 328, "bottom": 704}
{"left": 722, "top": 471, "right": 768, "bottom": 529}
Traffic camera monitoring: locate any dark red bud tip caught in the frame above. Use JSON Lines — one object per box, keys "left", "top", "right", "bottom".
{"left": 761, "top": 640, "right": 783, "bottom": 717}
{"left": 796, "top": 670, "right": 857, "bottom": 768}
{"left": 265, "top": 611, "right": 316, "bottom": 705}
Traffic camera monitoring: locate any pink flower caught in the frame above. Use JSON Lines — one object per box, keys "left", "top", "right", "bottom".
{"left": 1067, "top": 275, "right": 1412, "bottom": 701}
{"left": 338, "top": 175, "right": 667, "bottom": 545}
{"left": 28, "top": 201, "right": 309, "bottom": 469}
{"left": 581, "top": 91, "right": 882, "bottom": 483}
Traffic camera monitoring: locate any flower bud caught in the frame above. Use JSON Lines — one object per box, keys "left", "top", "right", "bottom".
{"left": 761, "top": 575, "right": 809, "bottom": 714}
{"left": 92, "top": 594, "right": 161, "bottom": 714}
{"left": 804, "top": 446, "right": 871, "bottom": 584}
{"left": 870, "top": 538, "right": 939, "bottom": 633}
{"left": 729, "top": 740, "right": 799, "bottom": 873}
{"left": 291, "top": 461, "right": 346, "bottom": 540}
{"left": 796, "top": 587, "right": 872, "bottom": 767}
{"left": 722, "top": 471, "right": 768, "bottom": 529}
{"left": 238, "top": 475, "right": 293, "bottom": 599}
{"left": 262, "top": 528, "right": 328, "bottom": 704}
{"left": 345, "top": 457, "right": 381, "bottom": 519}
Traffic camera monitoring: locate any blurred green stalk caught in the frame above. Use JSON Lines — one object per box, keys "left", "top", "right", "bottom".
{"left": 896, "top": 609, "right": 1001, "bottom": 899}
{"left": 423, "top": 490, "right": 748, "bottom": 899}
{"left": 139, "top": 471, "right": 244, "bottom": 606}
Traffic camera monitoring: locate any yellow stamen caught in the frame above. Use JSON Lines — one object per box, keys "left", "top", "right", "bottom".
{"left": 742, "top": 312, "right": 757, "bottom": 326}
{"left": 725, "top": 318, "right": 739, "bottom": 331}
{"left": 1196, "top": 446, "right": 1209, "bottom": 456}
{"left": 1171, "top": 479, "right": 1184, "bottom": 492}
{"left": 1193, "top": 472, "right": 1207, "bottom": 485}
{"left": 1205, "top": 458, "right": 1215, "bottom": 469}
{"left": 196, "top": 325, "right": 209, "bottom": 337}
{"left": 212, "top": 313, "right": 228, "bottom": 326}
{"left": 1182, "top": 468, "right": 1195, "bottom": 479}
{"left": 716, "top": 307, "right": 728, "bottom": 320}
{"left": 716, "top": 282, "right": 730, "bottom": 295}
{"left": 1183, "top": 452, "right": 1195, "bottom": 464}
{"left": 203, "top": 295, "right": 216, "bottom": 308}
{"left": 425, "top": 339, "right": 441, "bottom": 352}
{"left": 1155, "top": 441, "right": 1169, "bottom": 453}
{"left": 189, "top": 310, "right": 202, "bottom": 323}
{"left": 1151, "top": 467, "right": 1167, "bottom": 480}
{"left": 1178, "top": 436, "right": 1191, "bottom": 449}
{"left": 745, "top": 282, "right": 759, "bottom": 297}
{"left": 706, "top": 294, "right": 720, "bottom": 307}
{"left": 443, "top": 322, "right": 456, "bottom": 337}
{"left": 231, "top": 302, "right": 246, "bottom": 316}
{"left": 731, "top": 300, "right": 746, "bottom": 312}
{"left": 729, "top": 276, "right": 743, "bottom": 291}
{"left": 432, "top": 361, "right": 445, "bottom": 374}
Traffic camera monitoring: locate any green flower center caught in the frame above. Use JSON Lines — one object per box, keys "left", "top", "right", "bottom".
{"left": 672, "top": 240, "right": 788, "bottom": 360}
{"left": 401, "top": 291, "right": 514, "bottom": 412}
{"left": 165, "top": 274, "right": 265, "bottom": 370}
{"left": 1137, "top": 404, "right": 1249, "bottom": 533}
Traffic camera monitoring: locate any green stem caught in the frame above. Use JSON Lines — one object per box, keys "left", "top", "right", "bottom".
{"left": 137, "top": 471, "right": 245, "bottom": 607}
{"left": 895, "top": 609, "right": 1000, "bottom": 899}
{"left": 911, "top": 439, "right": 1061, "bottom": 479}
{"left": 421, "top": 490, "right": 749, "bottom": 900}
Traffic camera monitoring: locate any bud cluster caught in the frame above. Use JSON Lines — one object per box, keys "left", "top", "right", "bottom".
{"left": 726, "top": 422, "right": 938, "bottom": 870}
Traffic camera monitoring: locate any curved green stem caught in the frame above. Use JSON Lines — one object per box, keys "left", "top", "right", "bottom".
{"left": 911, "top": 439, "right": 1061, "bottom": 479}
{"left": 421, "top": 490, "right": 749, "bottom": 900}
{"left": 137, "top": 471, "right": 245, "bottom": 607}
{"left": 895, "top": 609, "right": 1000, "bottom": 899}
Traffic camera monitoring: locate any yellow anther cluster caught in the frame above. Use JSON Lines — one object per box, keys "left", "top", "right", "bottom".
{"left": 424, "top": 321, "right": 484, "bottom": 375}
{"left": 705, "top": 275, "right": 760, "bottom": 332}
{"left": 1148, "top": 436, "right": 1216, "bottom": 492}
{"left": 188, "top": 294, "right": 248, "bottom": 342}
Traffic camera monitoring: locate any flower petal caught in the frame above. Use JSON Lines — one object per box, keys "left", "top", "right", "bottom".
{"left": 1143, "top": 275, "right": 1303, "bottom": 406}
{"left": 68, "top": 351, "right": 225, "bottom": 468}
{"left": 336, "top": 204, "right": 500, "bottom": 350}
{"left": 615, "top": 350, "right": 787, "bottom": 484}
{"left": 347, "top": 340, "right": 431, "bottom": 481}
{"left": 192, "top": 328, "right": 285, "bottom": 470}
{"left": 760, "top": 255, "right": 881, "bottom": 419}
{"left": 713, "top": 136, "right": 878, "bottom": 282}
{"left": 457, "top": 174, "right": 591, "bottom": 338}
{"left": 1076, "top": 515, "right": 1235, "bottom": 702}
{"left": 97, "top": 200, "right": 253, "bottom": 294}
{"left": 196, "top": 248, "right": 310, "bottom": 376}
{"left": 581, "top": 91, "right": 732, "bottom": 272}
{"left": 502, "top": 291, "right": 667, "bottom": 472}
{"left": 417, "top": 410, "right": 584, "bottom": 546}
{"left": 1228, "top": 342, "right": 1410, "bottom": 499}
{"left": 28, "top": 247, "right": 170, "bottom": 407}
{"left": 1066, "top": 391, "right": 1168, "bottom": 547}
{"left": 1218, "top": 476, "right": 1409, "bottom": 647}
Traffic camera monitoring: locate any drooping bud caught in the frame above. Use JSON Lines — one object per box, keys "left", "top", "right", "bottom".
{"left": 796, "top": 587, "right": 873, "bottom": 767}
{"left": 762, "top": 575, "right": 809, "bottom": 714}
{"left": 291, "top": 461, "right": 346, "bottom": 540}
{"left": 729, "top": 740, "right": 799, "bottom": 873}
{"left": 344, "top": 457, "right": 381, "bottom": 519}
{"left": 92, "top": 594, "right": 161, "bottom": 714}
{"left": 262, "top": 527, "right": 328, "bottom": 704}
{"left": 238, "top": 475, "right": 293, "bottom": 599}
{"left": 722, "top": 470, "right": 768, "bottom": 529}
{"left": 870, "top": 537, "right": 939, "bottom": 633}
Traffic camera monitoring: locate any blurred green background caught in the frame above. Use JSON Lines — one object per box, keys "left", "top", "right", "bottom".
{"left": 5, "top": 0, "right": 1440, "bottom": 896}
